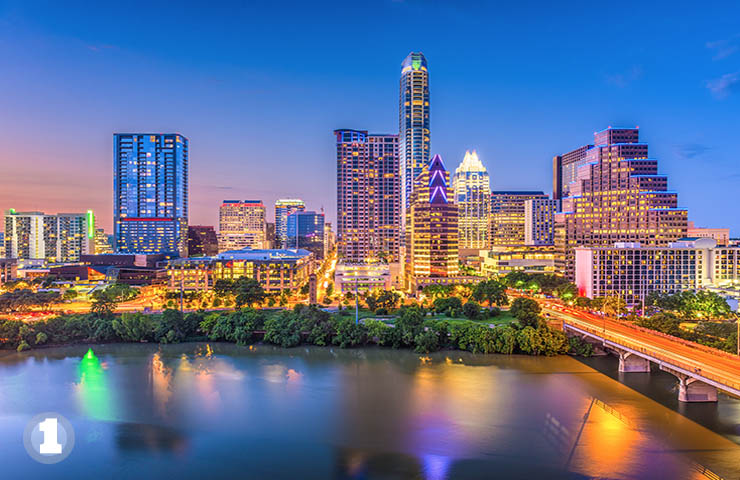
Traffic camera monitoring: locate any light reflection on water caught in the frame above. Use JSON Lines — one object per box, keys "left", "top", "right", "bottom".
{"left": 0, "top": 343, "right": 738, "bottom": 480}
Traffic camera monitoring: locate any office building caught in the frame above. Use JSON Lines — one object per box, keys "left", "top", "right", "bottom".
{"left": 525, "top": 198, "right": 557, "bottom": 246}
{"left": 265, "top": 222, "right": 276, "bottom": 249}
{"left": 461, "top": 246, "right": 556, "bottom": 277}
{"left": 334, "top": 261, "right": 392, "bottom": 293}
{"left": 4, "top": 210, "right": 94, "bottom": 263}
{"left": 556, "top": 127, "right": 688, "bottom": 279}
{"left": 399, "top": 52, "right": 430, "bottom": 237}
{"left": 188, "top": 225, "right": 219, "bottom": 257}
{"left": 335, "top": 129, "right": 400, "bottom": 261}
{"left": 218, "top": 200, "right": 266, "bottom": 251}
{"left": 275, "top": 199, "right": 305, "bottom": 248}
{"left": 490, "top": 191, "right": 548, "bottom": 246}
{"left": 0, "top": 232, "right": 4, "bottom": 257}
{"left": 575, "top": 238, "right": 740, "bottom": 305}
{"left": 286, "top": 210, "right": 325, "bottom": 259}
{"left": 113, "top": 133, "right": 188, "bottom": 256}
{"left": 406, "top": 154, "right": 459, "bottom": 286}
{"left": 452, "top": 150, "right": 491, "bottom": 249}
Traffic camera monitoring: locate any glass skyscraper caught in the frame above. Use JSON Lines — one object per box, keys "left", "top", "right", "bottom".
{"left": 399, "top": 52, "right": 430, "bottom": 237}
{"left": 275, "top": 199, "right": 305, "bottom": 248}
{"left": 113, "top": 133, "right": 188, "bottom": 256}
{"left": 286, "top": 210, "right": 325, "bottom": 259}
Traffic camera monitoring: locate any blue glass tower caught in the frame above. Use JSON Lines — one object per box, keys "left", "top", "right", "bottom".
{"left": 286, "top": 210, "right": 325, "bottom": 259}
{"left": 113, "top": 133, "right": 188, "bottom": 256}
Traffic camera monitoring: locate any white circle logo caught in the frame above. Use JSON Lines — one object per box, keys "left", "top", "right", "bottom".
{"left": 23, "top": 412, "right": 75, "bottom": 464}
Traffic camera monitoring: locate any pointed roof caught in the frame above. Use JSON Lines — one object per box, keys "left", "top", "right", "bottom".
{"left": 428, "top": 154, "right": 449, "bottom": 204}
{"left": 455, "top": 150, "right": 486, "bottom": 174}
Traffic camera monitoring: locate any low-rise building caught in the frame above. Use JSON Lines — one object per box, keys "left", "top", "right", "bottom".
{"left": 687, "top": 221, "right": 730, "bottom": 247}
{"left": 0, "top": 258, "right": 17, "bottom": 286}
{"left": 464, "top": 247, "right": 556, "bottom": 277}
{"left": 334, "top": 261, "right": 392, "bottom": 293}
{"left": 165, "top": 248, "right": 314, "bottom": 293}
{"left": 575, "top": 238, "right": 740, "bottom": 305}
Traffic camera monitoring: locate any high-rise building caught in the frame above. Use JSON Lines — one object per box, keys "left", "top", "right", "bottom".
{"left": 113, "top": 133, "right": 188, "bottom": 256}
{"left": 4, "top": 209, "right": 94, "bottom": 262}
{"left": 286, "top": 210, "right": 325, "bottom": 259}
{"left": 188, "top": 225, "right": 219, "bottom": 257}
{"left": 490, "top": 192, "right": 548, "bottom": 246}
{"left": 94, "top": 228, "right": 114, "bottom": 254}
{"left": 218, "top": 200, "right": 266, "bottom": 251}
{"left": 452, "top": 150, "right": 490, "bottom": 249}
{"left": 555, "top": 127, "right": 688, "bottom": 279}
{"left": 335, "top": 129, "right": 400, "bottom": 261}
{"left": 275, "top": 199, "right": 305, "bottom": 248}
{"left": 406, "top": 154, "right": 458, "bottom": 283}
{"left": 0, "top": 232, "right": 5, "bottom": 257}
{"left": 265, "top": 222, "right": 276, "bottom": 249}
{"left": 399, "top": 52, "right": 430, "bottom": 238}
{"left": 525, "top": 198, "right": 558, "bottom": 246}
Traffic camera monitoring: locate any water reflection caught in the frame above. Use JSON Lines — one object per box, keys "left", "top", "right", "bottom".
{"left": 76, "top": 348, "right": 116, "bottom": 421}
{"left": 115, "top": 422, "right": 188, "bottom": 455}
{"left": 0, "top": 344, "right": 739, "bottom": 480}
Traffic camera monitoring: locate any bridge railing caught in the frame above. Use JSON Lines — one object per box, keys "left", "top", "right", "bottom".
{"left": 564, "top": 318, "right": 740, "bottom": 393}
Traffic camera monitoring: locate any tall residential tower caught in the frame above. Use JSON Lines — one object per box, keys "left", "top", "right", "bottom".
{"left": 399, "top": 52, "right": 430, "bottom": 237}
{"left": 113, "top": 133, "right": 188, "bottom": 256}
{"left": 335, "top": 129, "right": 400, "bottom": 261}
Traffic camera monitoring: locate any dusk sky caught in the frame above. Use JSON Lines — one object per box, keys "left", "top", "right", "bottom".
{"left": 1, "top": 0, "right": 739, "bottom": 233}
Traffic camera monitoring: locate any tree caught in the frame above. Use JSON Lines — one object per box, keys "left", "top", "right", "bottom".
{"left": 113, "top": 313, "right": 154, "bottom": 342}
{"left": 462, "top": 301, "right": 481, "bottom": 320}
{"left": 233, "top": 277, "right": 266, "bottom": 309}
{"left": 62, "top": 289, "right": 78, "bottom": 301}
{"left": 365, "top": 290, "right": 401, "bottom": 313}
{"left": 90, "top": 283, "right": 138, "bottom": 317}
{"left": 471, "top": 280, "right": 508, "bottom": 307}
{"left": 264, "top": 312, "right": 302, "bottom": 348}
{"left": 509, "top": 297, "right": 541, "bottom": 328}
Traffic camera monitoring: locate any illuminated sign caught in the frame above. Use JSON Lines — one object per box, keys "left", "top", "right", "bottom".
{"left": 86, "top": 210, "right": 95, "bottom": 238}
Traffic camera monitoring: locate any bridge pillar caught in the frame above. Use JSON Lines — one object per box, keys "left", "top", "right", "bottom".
{"left": 660, "top": 366, "right": 718, "bottom": 403}
{"left": 678, "top": 377, "right": 718, "bottom": 403}
{"left": 617, "top": 351, "right": 650, "bottom": 373}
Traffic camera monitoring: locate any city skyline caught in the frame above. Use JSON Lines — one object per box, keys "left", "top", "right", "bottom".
{"left": 1, "top": 1, "right": 739, "bottom": 235}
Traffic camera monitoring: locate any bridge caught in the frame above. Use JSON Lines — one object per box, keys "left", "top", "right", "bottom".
{"left": 540, "top": 302, "right": 740, "bottom": 403}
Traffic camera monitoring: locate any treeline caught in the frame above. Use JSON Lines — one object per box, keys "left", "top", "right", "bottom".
{"left": 0, "top": 289, "right": 62, "bottom": 313}
{"left": 0, "top": 302, "right": 579, "bottom": 357}
{"left": 634, "top": 312, "right": 738, "bottom": 354}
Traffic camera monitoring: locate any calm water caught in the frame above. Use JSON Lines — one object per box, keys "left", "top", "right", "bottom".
{"left": 1, "top": 344, "right": 739, "bottom": 480}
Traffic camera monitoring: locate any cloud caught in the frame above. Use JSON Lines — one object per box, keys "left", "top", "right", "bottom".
{"left": 706, "top": 34, "right": 740, "bottom": 60}
{"left": 673, "top": 143, "right": 712, "bottom": 160}
{"left": 706, "top": 72, "right": 740, "bottom": 99}
{"left": 604, "top": 65, "right": 642, "bottom": 88}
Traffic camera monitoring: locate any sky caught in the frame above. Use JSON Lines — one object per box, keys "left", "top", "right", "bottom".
{"left": 0, "top": 0, "right": 739, "bottom": 234}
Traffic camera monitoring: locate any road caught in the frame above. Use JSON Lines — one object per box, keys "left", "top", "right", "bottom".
{"left": 539, "top": 299, "right": 740, "bottom": 395}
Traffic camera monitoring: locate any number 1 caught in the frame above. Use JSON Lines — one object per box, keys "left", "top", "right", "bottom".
{"left": 39, "top": 418, "right": 62, "bottom": 454}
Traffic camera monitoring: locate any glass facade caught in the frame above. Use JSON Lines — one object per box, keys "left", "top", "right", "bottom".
{"left": 113, "top": 133, "right": 188, "bottom": 256}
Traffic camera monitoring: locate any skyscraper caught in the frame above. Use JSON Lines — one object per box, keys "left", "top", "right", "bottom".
{"left": 113, "top": 133, "right": 188, "bottom": 256}
{"left": 490, "top": 191, "right": 548, "bottom": 246}
{"left": 335, "top": 129, "right": 400, "bottom": 261}
{"left": 4, "top": 209, "right": 94, "bottom": 262}
{"left": 275, "top": 199, "right": 305, "bottom": 248}
{"left": 218, "top": 200, "right": 266, "bottom": 251}
{"left": 555, "top": 127, "right": 688, "bottom": 278}
{"left": 286, "top": 210, "right": 325, "bottom": 259}
{"left": 399, "top": 52, "right": 430, "bottom": 237}
{"left": 452, "top": 150, "right": 490, "bottom": 249}
{"left": 406, "top": 154, "right": 458, "bottom": 284}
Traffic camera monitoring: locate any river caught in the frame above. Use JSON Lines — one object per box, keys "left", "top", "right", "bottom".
{"left": 0, "top": 344, "right": 738, "bottom": 479}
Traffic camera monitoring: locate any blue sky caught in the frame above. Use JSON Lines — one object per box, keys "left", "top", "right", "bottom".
{"left": 0, "top": 0, "right": 738, "bottom": 233}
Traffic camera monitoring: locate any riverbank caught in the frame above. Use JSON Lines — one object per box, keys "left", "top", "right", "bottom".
{"left": 0, "top": 304, "right": 588, "bottom": 357}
